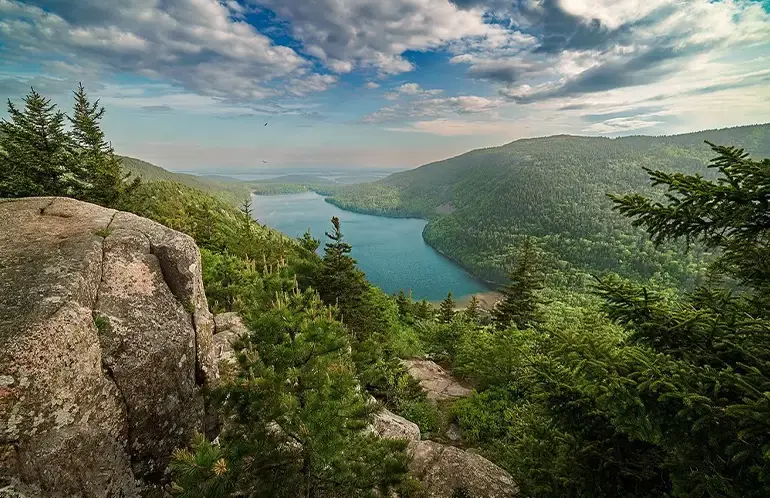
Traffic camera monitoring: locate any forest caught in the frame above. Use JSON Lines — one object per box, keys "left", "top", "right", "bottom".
{"left": 2, "top": 86, "right": 770, "bottom": 497}
{"left": 326, "top": 125, "right": 770, "bottom": 287}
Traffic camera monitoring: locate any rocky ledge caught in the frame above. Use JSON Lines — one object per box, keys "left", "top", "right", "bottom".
{"left": 0, "top": 197, "right": 216, "bottom": 497}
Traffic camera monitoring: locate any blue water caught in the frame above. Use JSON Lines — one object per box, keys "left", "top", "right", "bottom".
{"left": 251, "top": 191, "right": 488, "bottom": 301}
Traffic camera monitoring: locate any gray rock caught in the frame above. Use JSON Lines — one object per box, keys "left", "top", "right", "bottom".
{"left": 213, "top": 312, "right": 249, "bottom": 366}
{"left": 408, "top": 440, "right": 518, "bottom": 498}
{"left": 372, "top": 409, "right": 420, "bottom": 441}
{"left": 402, "top": 359, "right": 472, "bottom": 401}
{"left": 0, "top": 197, "right": 216, "bottom": 497}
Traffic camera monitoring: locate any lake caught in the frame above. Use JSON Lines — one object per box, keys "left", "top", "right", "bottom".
{"left": 250, "top": 191, "right": 489, "bottom": 301}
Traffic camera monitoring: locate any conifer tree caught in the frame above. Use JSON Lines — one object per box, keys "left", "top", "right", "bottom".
{"left": 414, "top": 299, "right": 434, "bottom": 321}
{"left": 299, "top": 228, "right": 320, "bottom": 253}
{"left": 317, "top": 217, "right": 367, "bottom": 322}
{"left": 68, "top": 83, "right": 136, "bottom": 206}
{"left": 439, "top": 291, "right": 456, "bottom": 324}
{"left": 464, "top": 295, "right": 481, "bottom": 322}
{"left": 396, "top": 289, "right": 412, "bottom": 318}
{"left": 0, "top": 88, "right": 72, "bottom": 198}
{"left": 492, "top": 239, "right": 544, "bottom": 330}
{"left": 171, "top": 288, "right": 408, "bottom": 497}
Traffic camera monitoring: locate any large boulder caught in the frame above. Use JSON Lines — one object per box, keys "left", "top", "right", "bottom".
{"left": 402, "top": 359, "right": 471, "bottom": 401}
{"left": 0, "top": 197, "right": 216, "bottom": 497}
{"left": 372, "top": 409, "right": 420, "bottom": 441}
{"left": 408, "top": 440, "right": 518, "bottom": 498}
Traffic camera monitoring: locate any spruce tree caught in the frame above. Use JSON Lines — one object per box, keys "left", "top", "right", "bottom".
{"left": 317, "top": 217, "right": 367, "bottom": 323}
{"left": 171, "top": 289, "right": 408, "bottom": 497}
{"left": 0, "top": 88, "right": 72, "bottom": 198}
{"left": 68, "top": 83, "right": 136, "bottom": 206}
{"left": 298, "top": 228, "right": 320, "bottom": 253}
{"left": 414, "top": 299, "right": 434, "bottom": 321}
{"left": 439, "top": 291, "right": 456, "bottom": 324}
{"left": 464, "top": 295, "right": 481, "bottom": 322}
{"left": 492, "top": 239, "right": 544, "bottom": 330}
{"left": 396, "top": 289, "right": 412, "bottom": 318}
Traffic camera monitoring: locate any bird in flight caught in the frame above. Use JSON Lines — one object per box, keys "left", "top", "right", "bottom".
{"left": 264, "top": 122, "right": 268, "bottom": 126}
{"left": 262, "top": 160, "right": 268, "bottom": 164}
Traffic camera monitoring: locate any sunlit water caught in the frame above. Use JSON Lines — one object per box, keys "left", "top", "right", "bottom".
{"left": 251, "top": 191, "right": 488, "bottom": 301}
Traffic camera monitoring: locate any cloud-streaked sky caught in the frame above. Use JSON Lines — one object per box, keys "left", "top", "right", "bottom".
{"left": 1, "top": 0, "right": 769, "bottom": 172}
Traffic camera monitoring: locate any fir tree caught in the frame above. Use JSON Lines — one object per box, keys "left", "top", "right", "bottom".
{"left": 396, "top": 289, "right": 412, "bottom": 318}
{"left": 439, "top": 292, "right": 456, "bottom": 324}
{"left": 414, "top": 299, "right": 434, "bottom": 321}
{"left": 0, "top": 88, "right": 72, "bottom": 198}
{"left": 316, "top": 217, "right": 367, "bottom": 325}
{"left": 298, "top": 228, "right": 320, "bottom": 253}
{"left": 492, "top": 239, "right": 544, "bottom": 330}
{"left": 171, "top": 289, "right": 408, "bottom": 497}
{"left": 464, "top": 295, "right": 481, "bottom": 322}
{"left": 68, "top": 83, "right": 136, "bottom": 206}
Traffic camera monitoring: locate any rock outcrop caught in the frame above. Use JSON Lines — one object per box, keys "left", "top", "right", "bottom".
{"left": 408, "top": 440, "right": 518, "bottom": 498}
{"left": 0, "top": 197, "right": 216, "bottom": 497}
{"left": 402, "top": 359, "right": 472, "bottom": 401}
{"left": 372, "top": 409, "right": 421, "bottom": 441}
{"left": 213, "top": 312, "right": 248, "bottom": 365}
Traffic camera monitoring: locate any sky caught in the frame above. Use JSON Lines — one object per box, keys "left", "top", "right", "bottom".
{"left": 1, "top": 0, "right": 769, "bottom": 172}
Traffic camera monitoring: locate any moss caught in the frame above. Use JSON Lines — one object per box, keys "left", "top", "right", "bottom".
{"left": 93, "top": 313, "right": 111, "bottom": 333}
{"left": 94, "top": 227, "right": 112, "bottom": 238}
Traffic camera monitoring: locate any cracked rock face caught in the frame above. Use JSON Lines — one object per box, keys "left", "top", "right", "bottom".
{"left": 0, "top": 197, "right": 216, "bottom": 497}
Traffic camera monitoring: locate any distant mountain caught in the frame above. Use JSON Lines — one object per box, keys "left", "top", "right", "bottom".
{"left": 120, "top": 156, "right": 251, "bottom": 205}
{"left": 328, "top": 124, "right": 770, "bottom": 284}
{"left": 255, "top": 174, "right": 335, "bottom": 185}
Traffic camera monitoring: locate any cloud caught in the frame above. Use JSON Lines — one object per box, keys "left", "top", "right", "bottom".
{"left": 450, "top": 0, "right": 770, "bottom": 103}
{"left": 141, "top": 105, "right": 174, "bottom": 112}
{"left": 249, "top": 0, "right": 498, "bottom": 75}
{"left": 365, "top": 82, "right": 381, "bottom": 89}
{"left": 384, "top": 83, "right": 443, "bottom": 100}
{"left": 386, "top": 118, "right": 512, "bottom": 136}
{"left": 0, "top": 0, "right": 329, "bottom": 101}
{"left": 365, "top": 95, "right": 501, "bottom": 122}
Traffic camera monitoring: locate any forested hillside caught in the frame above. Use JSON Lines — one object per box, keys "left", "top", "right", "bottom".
{"left": 5, "top": 85, "right": 770, "bottom": 498}
{"left": 120, "top": 155, "right": 251, "bottom": 205}
{"left": 328, "top": 124, "right": 770, "bottom": 284}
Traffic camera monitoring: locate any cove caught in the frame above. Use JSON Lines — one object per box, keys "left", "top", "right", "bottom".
{"left": 251, "top": 191, "right": 489, "bottom": 301}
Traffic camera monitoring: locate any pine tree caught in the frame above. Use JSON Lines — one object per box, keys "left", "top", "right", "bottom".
{"left": 464, "top": 295, "right": 481, "bottom": 322}
{"left": 414, "top": 299, "right": 434, "bottom": 321}
{"left": 0, "top": 88, "right": 73, "bottom": 198}
{"left": 298, "top": 228, "right": 320, "bottom": 253}
{"left": 317, "top": 217, "right": 367, "bottom": 322}
{"left": 396, "top": 289, "right": 412, "bottom": 318}
{"left": 171, "top": 288, "right": 408, "bottom": 497}
{"left": 68, "top": 83, "right": 136, "bottom": 206}
{"left": 439, "top": 291, "right": 456, "bottom": 324}
{"left": 492, "top": 238, "right": 544, "bottom": 330}
{"left": 586, "top": 142, "right": 770, "bottom": 496}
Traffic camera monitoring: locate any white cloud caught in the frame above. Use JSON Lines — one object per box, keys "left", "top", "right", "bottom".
{"left": 384, "top": 83, "right": 443, "bottom": 100}
{"left": 365, "top": 82, "right": 381, "bottom": 89}
{"left": 0, "top": 0, "right": 328, "bottom": 101}
{"left": 365, "top": 95, "right": 502, "bottom": 122}
{"left": 249, "top": 0, "right": 499, "bottom": 75}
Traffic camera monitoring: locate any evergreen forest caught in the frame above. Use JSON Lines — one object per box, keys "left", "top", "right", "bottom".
{"left": 3, "top": 86, "right": 770, "bottom": 497}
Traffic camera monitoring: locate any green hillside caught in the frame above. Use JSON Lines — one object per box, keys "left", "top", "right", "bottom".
{"left": 120, "top": 155, "right": 251, "bottom": 205}
{"left": 328, "top": 124, "right": 770, "bottom": 284}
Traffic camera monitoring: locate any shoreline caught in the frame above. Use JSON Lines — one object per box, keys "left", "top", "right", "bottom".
{"left": 251, "top": 189, "right": 499, "bottom": 297}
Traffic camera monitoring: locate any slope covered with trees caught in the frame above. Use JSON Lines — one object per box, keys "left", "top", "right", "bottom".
{"left": 327, "top": 125, "right": 770, "bottom": 285}
{"left": 5, "top": 85, "right": 770, "bottom": 498}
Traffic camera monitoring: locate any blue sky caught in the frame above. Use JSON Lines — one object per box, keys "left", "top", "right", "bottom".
{"left": 1, "top": 0, "right": 769, "bottom": 172}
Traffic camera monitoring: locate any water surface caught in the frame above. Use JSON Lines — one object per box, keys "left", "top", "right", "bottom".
{"left": 251, "top": 191, "right": 488, "bottom": 301}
